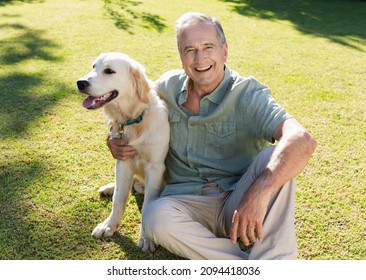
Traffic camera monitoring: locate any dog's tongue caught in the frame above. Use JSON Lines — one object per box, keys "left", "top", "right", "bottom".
{"left": 82, "top": 91, "right": 117, "bottom": 109}
{"left": 83, "top": 96, "right": 97, "bottom": 109}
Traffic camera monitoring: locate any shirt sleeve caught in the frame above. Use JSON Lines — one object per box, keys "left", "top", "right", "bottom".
{"left": 242, "top": 78, "right": 290, "bottom": 143}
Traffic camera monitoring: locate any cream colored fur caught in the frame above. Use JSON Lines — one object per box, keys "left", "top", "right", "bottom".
{"left": 77, "top": 52, "right": 169, "bottom": 252}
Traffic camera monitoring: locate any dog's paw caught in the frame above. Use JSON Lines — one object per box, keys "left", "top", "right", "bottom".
{"left": 92, "top": 219, "right": 118, "bottom": 238}
{"left": 132, "top": 179, "right": 145, "bottom": 194}
{"left": 138, "top": 236, "right": 157, "bottom": 253}
{"left": 98, "top": 182, "right": 115, "bottom": 196}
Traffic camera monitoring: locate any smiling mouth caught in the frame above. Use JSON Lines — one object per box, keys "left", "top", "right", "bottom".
{"left": 195, "top": 65, "right": 212, "bottom": 72}
{"left": 82, "top": 90, "right": 119, "bottom": 110}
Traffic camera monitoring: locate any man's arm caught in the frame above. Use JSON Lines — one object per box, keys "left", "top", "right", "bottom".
{"left": 230, "top": 118, "right": 317, "bottom": 246}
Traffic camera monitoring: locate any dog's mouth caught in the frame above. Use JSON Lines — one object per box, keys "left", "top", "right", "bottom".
{"left": 83, "top": 90, "right": 119, "bottom": 110}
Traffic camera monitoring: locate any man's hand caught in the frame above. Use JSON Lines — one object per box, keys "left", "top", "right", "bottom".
{"left": 230, "top": 177, "right": 273, "bottom": 246}
{"left": 230, "top": 118, "right": 316, "bottom": 246}
{"left": 106, "top": 137, "right": 137, "bottom": 161}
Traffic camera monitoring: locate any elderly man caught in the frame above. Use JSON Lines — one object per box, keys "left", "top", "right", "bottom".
{"left": 108, "top": 12, "right": 317, "bottom": 259}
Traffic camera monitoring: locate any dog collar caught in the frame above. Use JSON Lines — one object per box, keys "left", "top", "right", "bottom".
{"left": 122, "top": 110, "right": 146, "bottom": 126}
{"left": 118, "top": 107, "right": 148, "bottom": 135}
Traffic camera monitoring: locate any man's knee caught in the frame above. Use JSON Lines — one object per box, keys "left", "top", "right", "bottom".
{"left": 142, "top": 197, "right": 177, "bottom": 240}
{"left": 245, "top": 146, "right": 276, "bottom": 181}
{"left": 256, "top": 146, "right": 275, "bottom": 165}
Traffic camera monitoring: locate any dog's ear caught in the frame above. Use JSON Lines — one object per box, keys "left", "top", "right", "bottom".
{"left": 130, "top": 66, "right": 150, "bottom": 104}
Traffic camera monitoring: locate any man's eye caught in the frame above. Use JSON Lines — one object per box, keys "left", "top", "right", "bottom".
{"left": 203, "top": 45, "right": 214, "bottom": 51}
{"left": 104, "top": 68, "right": 115, "bottom": 74}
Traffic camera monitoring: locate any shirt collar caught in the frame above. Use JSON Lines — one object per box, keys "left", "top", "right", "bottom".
{"left": 179, "top": 66, "right": 231, "bottom": 106}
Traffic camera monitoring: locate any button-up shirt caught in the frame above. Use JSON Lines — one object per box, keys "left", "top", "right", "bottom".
{"left": 156, "top": 66, "right": 290, "bottom": 196}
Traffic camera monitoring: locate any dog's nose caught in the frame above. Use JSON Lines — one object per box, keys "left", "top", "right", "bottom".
{"left": 77, "top": 80, "right": 89, "bottom": 91}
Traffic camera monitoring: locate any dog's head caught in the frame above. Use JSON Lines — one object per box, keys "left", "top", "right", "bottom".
{"left": 77, "top": 52, "right": 150, "bottom": 110}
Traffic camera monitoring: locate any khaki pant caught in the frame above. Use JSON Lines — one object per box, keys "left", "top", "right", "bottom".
{"left": 142, "top": 146, "right": 298, "bottom": 260}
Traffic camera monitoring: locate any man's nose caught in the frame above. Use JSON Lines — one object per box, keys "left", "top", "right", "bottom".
{"left": 194, "top": 49, "right": 205, "bottom": 62}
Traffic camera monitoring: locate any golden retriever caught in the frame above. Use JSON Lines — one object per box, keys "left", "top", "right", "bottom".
{"left": 77, "top": 52, "right": 169, "bottom": 252}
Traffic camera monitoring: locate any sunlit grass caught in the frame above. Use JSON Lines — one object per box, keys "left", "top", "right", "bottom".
{"left": 0, "top": 0, "right": 365, "bottom": 260}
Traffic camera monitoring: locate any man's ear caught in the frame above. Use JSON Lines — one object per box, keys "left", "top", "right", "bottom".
{"left": 223, "top": 41, "right": 228, "bottom": 62}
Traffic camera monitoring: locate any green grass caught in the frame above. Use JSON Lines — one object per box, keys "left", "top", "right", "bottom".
{"left": 0, "top": 0, "right": 365, "bottom": 260}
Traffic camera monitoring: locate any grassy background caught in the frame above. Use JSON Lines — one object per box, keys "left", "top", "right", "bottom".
{"left": 0, "top": 0, "right": 365, "bottom": 260}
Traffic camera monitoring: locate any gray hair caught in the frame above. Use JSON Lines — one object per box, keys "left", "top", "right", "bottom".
{"left": 175, "top": 12, "right": 227, "bottom": 50}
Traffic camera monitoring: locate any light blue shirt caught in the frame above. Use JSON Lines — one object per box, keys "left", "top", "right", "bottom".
{"left": 156, "top": 66, "right": 290, "bottom": 196}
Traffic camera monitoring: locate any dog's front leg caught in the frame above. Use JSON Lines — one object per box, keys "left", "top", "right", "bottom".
{"left": 139, "top": 163, "right": 165, "bottom": 252}
{"left": 92, "top": 160, "right": 133, "bottom": 238}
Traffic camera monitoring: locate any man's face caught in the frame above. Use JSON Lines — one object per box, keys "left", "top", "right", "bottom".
{"left": 178, "top": 23, "right": 228, "bottom": 93}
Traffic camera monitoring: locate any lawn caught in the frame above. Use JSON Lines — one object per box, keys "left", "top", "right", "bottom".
{"left": 0, "top": 0, "right": 365, "bottom": 260}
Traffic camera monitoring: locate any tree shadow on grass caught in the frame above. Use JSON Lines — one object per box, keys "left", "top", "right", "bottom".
{"left": 0, "top": 21, "right": 84, "bottom": 259}
{"left": 111, "top": 233, "right": 184, "bottom": 260}
{"left": 0, "top": 23, "right": 60, "bottom": 64}
{"left": 103, "top": 0, "right": 167, "bottom": 34}
{"left": 0, "top": 157, "right": 182, "bottom": 259}
{"left": 0, "top": 0, "right": 43, "bottom": 6}
{"left": 221, "top": 0, "right": 366, "bottom": 51}
{"left": 0, "top": 158, "right": 99, "bottom": 259}
{"left": 0, "top": 159, "right": 48, "bottom": 259}
{"left": 94, "top": 188, "right": 182, "bottom": 259}
{"left": 0, "top": 19, "right": 174, "bottom": 259}
{"left": 0, "top": 23, "right": 68, "bottom": 139}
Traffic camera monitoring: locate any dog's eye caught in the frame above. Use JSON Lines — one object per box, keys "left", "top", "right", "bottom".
{"left": 104, "top": 68, "right": 115, "bottom": 75}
